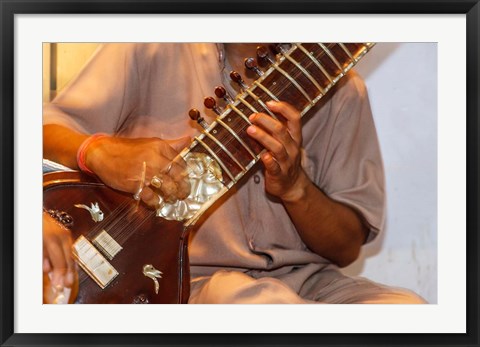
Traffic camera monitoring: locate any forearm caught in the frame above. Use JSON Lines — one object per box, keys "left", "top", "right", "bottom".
{"left": 245, "top": 101, "right": 369, "bottom": 267}
{"left": 282, "top": 170, "right": 369, "bottom": 267}
{"left": 43, "top": 124, "right": 88, "bottom": 169}
{"left": 44, "top": 123, "right": 191, "bottom": 207}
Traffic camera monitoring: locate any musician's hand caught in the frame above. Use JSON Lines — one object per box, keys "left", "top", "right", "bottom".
{"left": 84, "top": 136, "right": 192, "bottom": 207}
{"left": 43, "top": 213, "right": 76, "bottom": 288}
{"left": 246, "top": 101, "right": 310, "bottom": 202}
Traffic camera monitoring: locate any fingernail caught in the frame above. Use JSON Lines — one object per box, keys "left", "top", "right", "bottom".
{"left": 249, "top": 113, "right": 257, "bottom": 121}
{"left": 247, "top": 126, "right": 256, "bottom": 134}
{"left": 266, "top": 100, "right": 277, "bottom": 106}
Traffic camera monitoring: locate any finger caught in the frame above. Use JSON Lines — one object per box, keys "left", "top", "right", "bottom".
{"left": 266, "top": 101, "right": 302, "bottom": 145}
{"left": 165, "top": 136, "right": 191, "bottom": 153}
{"left": 157, "top": 175, "right": 180, "bottom": 203}
{"left": 163, "top": 158, "right": 188, "bottom": 180}
{"left": 164, "top": 158, "right": 191, "bottom": 199}
{"left": 249, "top": 113, "right": 296, "bottom": 154}
{"left": 261, "top": 152, "right": 282, "bottom": 176}
{"left": 140, "top": 185, "right": 165, "bottom": 209}
{"left": 60, "top": 232, "right": 75, "bottom": 287}
{"left": 45, "top": 239, "right": 68, "bottom": 287}
{"left": 150, "top": 173, "right": 181, "bottom": 203}
{"left": 246, "top": 125, "right": 288, "bottom": 162}
{"left": 144, "top": 159, "right": 188, "bottom": 200}
{"left": 159, "top": 137, "right": 191, "bottom": 163}
{"left": 175, "top": 174, "right": 191, "bottom": 200}
{"left": 125, "top": 162, "right": 149, "bottom": 194}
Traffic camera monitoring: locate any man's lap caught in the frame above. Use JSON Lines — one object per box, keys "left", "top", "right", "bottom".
{"left": 188, "top": 269, "right": 426, "bottom": 304}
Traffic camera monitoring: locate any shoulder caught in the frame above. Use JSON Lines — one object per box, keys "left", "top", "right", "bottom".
{"left": 94, "top": 43, "right": 172, "bottom": 62}
{"left": 332, "top": 69, "right": 369, "bottom": 105}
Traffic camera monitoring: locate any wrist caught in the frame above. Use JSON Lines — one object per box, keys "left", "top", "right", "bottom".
{"left": 280, "top": 170, "right": 311, "bottom": 203}
{"left": 76, "top": 133, "right": 109, "bottom": 175}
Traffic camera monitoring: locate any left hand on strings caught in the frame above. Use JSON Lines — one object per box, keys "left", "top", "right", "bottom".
{"left": 246, "top": 101, "right": 310, "bottom": 202}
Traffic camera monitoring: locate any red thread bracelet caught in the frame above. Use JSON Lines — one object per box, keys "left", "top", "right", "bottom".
{"left": 76, "top": 133, "right": 108, "bottom": 175}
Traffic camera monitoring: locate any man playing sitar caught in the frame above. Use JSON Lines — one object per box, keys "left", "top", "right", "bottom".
{"left": 43, "top": 43, "right": 426, "bottom": 304}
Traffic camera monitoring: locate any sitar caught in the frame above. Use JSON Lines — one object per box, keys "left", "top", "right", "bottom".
{"left": 43, "top": 43, "right": 374, "bottom": 304}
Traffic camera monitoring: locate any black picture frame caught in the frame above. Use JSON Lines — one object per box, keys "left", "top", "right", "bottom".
{"left": 1, "top": 0, "right": 479, "bottom": 346}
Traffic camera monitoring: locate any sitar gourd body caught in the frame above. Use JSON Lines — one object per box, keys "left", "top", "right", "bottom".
{"left": 44, "top": 171, "right": 190, "bottom": 304}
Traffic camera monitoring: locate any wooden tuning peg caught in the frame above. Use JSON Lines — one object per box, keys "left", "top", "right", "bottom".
{"left": 214, "top": 86, "right": 234, "bottom": 104}
{"left": 269, "top": 43, "right": 293, "bottom": 55}
{"left": 274, "top": 43, "right": 287, "bottom": 54}
{"left": 244, "top": 57, "right": 263, "bottom": 77}
{"left": 188, "top": 108, "right": 209, "bottom": 129}
{"left": 256, "top": 45, "right": 275, "bottom": 64}
{"left": 204, "top": 96, "right": 222, "bottom": 115}
{"left": 229, "top": 70, "right": 248, "bottom": 90}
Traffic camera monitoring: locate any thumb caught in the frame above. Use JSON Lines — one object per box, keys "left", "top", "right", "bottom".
{"left": 165, "top": 136, "right": 191, "bottom": 153}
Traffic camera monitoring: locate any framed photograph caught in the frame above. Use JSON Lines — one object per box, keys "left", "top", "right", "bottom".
{"left": 1, "top": 0, "right": 479, "bottom": 346}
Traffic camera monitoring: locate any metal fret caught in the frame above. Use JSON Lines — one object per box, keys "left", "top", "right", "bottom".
{"left": 237, "top": 96, "right": 260, "bottom": 114}
{"left": 338, "top": 43, "right": 356, "bottom": 62}
{"left": 318, "top": 43, "right": 346, "bottom": 75}
{"left": 216, "top": 118, "right": 257, "bottom": 159}
{"left": 203, "top": 130, "right": 246, "bottom": 171}
{"left": 287, "top": 45, "right": 325, "bottom": 95}
{"left": 242, "top": 90, "right": 278, "bottom": 119}
{"left": 195, "top": 137, "right": 236, "bottom": 182}
{"left": 271, "top": 64, "right": 313, "bottom": 104}
{"left": 253, "top": 80, "right": 280, "bottom": 101}
{"left": 229, "top": 104, "right": 252, "bottom": 124}
{"left": 296, "top": 43, "right": 334, "bottom": 84}
{"left": 358, "top": 43, "right": 375, "bottom": 58}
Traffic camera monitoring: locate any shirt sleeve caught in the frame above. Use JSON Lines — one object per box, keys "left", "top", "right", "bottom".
{"left": 309, "top": 71, "right": 386, "bottom": 243}
{"left": 43, "top": 43, "right": 142, "bottom": 135}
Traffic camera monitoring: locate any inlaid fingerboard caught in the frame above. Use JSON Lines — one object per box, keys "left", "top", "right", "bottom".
{"left": 169, "top": 43, "right": 374, "bottom": 226}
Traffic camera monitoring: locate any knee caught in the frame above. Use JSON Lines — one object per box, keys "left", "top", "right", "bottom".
{"left": 189, "top": 271, "right": 256, "bottom": 304}
{"left": 362, "top": 289, "right": 428, "bottom": 304}
{"left": 394, "top": 290, "right": 428, "bottom": 304}
{"left": 189, "top": 271, "right": 305, "bottom": 304}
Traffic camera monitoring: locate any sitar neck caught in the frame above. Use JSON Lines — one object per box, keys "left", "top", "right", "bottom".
{"left": 157, "top": 43, "right": 374, "bottom": 226}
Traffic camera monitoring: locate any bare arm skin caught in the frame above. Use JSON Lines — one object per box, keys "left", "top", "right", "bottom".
{"left": 43, "top": 124, "right": 88, "bottom": 170}
{"left": 246, "top": 101, "right": 369, "bottom": 267}
{"left": 43, "top": 124, "right": 191, "bottom": 207}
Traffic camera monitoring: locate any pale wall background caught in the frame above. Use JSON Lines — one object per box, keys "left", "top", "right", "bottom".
{"left": 343, "top": 43, "right": 437, "bottom": 304}
{"left": 43, "top": 42, "right": 438, "bottom": 303}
